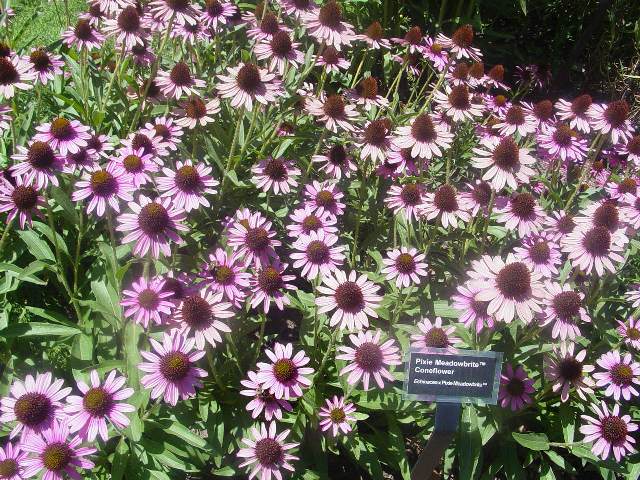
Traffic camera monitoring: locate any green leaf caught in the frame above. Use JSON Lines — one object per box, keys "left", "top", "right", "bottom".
{"left": 0, "top": 322, "right": 81, "bottom": 338}
{"left": 512, "top": 432, "right": 550, "bottom": 451}
{"left": 91, "top": 280, "right": 122, "bottom": 322}
{"left": 518, "top": 0, "right": 527, "bottom": 15}
{"left": 558, "top": 403, "right": 575, "bottom": 443}
{"left": 111, "top": 438, "right": 130, "bottom": 480}
{"left": 164, "top": 422, "right": 207, "bottom": 449}
{"left": 17, "top": 230, "right": 54, "bottom": 262}
{"left": 459, "top": 405, "right": 482, "bottom": 479}
{"left": 25, "top": 306, "right": 76, "bottom": 327}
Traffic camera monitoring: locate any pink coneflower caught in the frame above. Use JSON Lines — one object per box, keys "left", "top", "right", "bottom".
{"left": 248, "top": 11, "right": 288, "bottom": 41}
{"left": 452, "top": 282, "right": 495, "bottom": 333}
{"left": 446, "top": 61, "right": 471, "bottom": 86}
{"left": 0, "top": 55, "right": 35, "bottom": 99}
{"left": 82, "top": 2, "right": 107, "bottom": 25}
{"left": 143, "top": 117, "right": 183, "bottom": 150}
{"left": 303, "top": 0, "right": 355, "bottom": 50}
{"left": 605, "top": 177, "right": 638, "bottom": 202}
{"left": 381, "top": 247, "right": 428, "bottom": 288}
{"left": 522, "top": 99, "right": 556, "bottom": 131}
{"left": 436, "top": 24, "right": 482, "bottom": 60}
{"left": 64, "top": 370, "right": 135, "bottom": 442}
{"left": 0, "top": 104, "right": 11, "bottom": 133}
{"left": 355, "top": 21, "right": 391, "bottom": 49}
{"left": 237, "top": 421, "right": 299, "bottom": 480}
{"left": 620, "top": 135, "right": 640, "bottom": 166}
{"left": 392, "top": 113, "right": 453, "bottom": 160}
{"left": 337, "top": 330, "right": 401, "bottom": 390}
{"left": 86, "top": 133, "right": 113, "bottom": 158}
{"left": 174, "top": 94, "right": 220, "bottom": 129}
{"left": 122, "top": 129, "right": 171, "bottom": 160}
{"left": 200, "top": 0, "right": 236, "bottom": 30}
{"left": 71, "top": 163, "right": 133, "bottom": 217}
{"left": 459, "top": 180, "right": 493, "bottom": 217}
{"left": 356, "top": 118, "right": 393, "bottom": 162}
{"left": 157, "top": 61, "right": 205, "bottom": 99}
{"left": 318, "top": 396, "right": 356, "bottom": 437}
{"left": 0, "top": 178, "right": 45, "bottom": 229}
{"left": 305, "top": 92, "right": 358, "bottom": 132}
{"left": 545, "top": 210, "right": 576, "bottom": 241}
{"left": 139, "top": 329, "right": 207, "bottom": 405}
{"left": 62, "top": 18, "right": 105, "bottom": 51}
{"left": 89, "top": 0, "right": 129, "bottom": 17}
{"left": 544, "top": 344, "right": 595, "bottom": 402}
{"left": 10, "top": 140, "right": 65, "bottom": 188}
{"left": 495, "top": 192, "right": 545, "bottom": 237}
{"left": 200, "top": 248, "right": 250, "bottom": 307}
{"left": 471, "top": 136, "right": 536, "bottom": 190}
{"left": 240, "top": 371, "right": 293, "bottom": 421}
{"left": 423, "top": 36, "right": 449, "bottom": 71}
{"left": 129, "top": 40, "right": 156, "bottom": 66}
{"left": 25, "top": 48, "right": 64, "bottom": 85}
{"left": 286, "top": 205, "right": 338, "bottom": 238}
{"left": 103, "top": 5, "right": 149, "bottom": 48}
{"left": 579, "top": 198, "right": 626, "bottom": 234}
{"left": 410, "top": 317, "right": 460, "bottom": 352}
{"left": 494, "top": 105, "right": 537, "bottom": 137}
{"left": 589, "top": 99, "right": 634, "bottom": 144}
{"left": 109, "top": 146, "right": 157, "bottom": 188}
{"left": 20, "top": 419, "right": 95, "bottom": 480}
{"left": 160, "top": 271, "right": 197, "bottom": 302}
{"left": 617, "top": 317, "right": 640, "bottom": 350}
{"left": 314, "top": 45, "right": 351, "bottom": 73}
{"left": 385, "top": 183, "right": 425, "bottom": 222}
{"left": 33, "top": 117, "right": 91, "bottom": 155}
{"left": 538, "top": 123, "right": 588, "bottom": 162}
{"left": 250, "top": 262, "right": 297, "bottom": 313}
{"left": 173, "top": 18, "right": 210, "bottom": 43}
{"left": 513, "top": 233, "right": 562, "bottom": 278}
{"left": 498, "top": 364, "right": 534, "bottom": 411}
{"left": 0, "top": 442, "right": 27, "bottom": 480}
{"left": 555, "top": 94, "right": 594, "bottom": 134}
{"left": 391, "top": 25, "right": 426, "bottom": 53}
{"left": 63, "top": 147, "right": 98, "bottom": 174}
{"left": 121, "top": 276, "right": 174, "bottom": 328}
{"left": 316, "top": 270, "right": 381, "bottom": 331}
{"left": 347, "top": 76, "right": 388, "bottom": 111}
{"left": 561, "top": 224, "right": 627, "bottom": 276}
{"left": 255, "top": 31, "right": 304, "bottom": 75}
{"left": 392, "top": 52, "right": 422, "bottom": 76}
{"left": 251, "top": 157, "right": 300, "bottom": 195}
{"left": 149, "top": 0, "right": 201, "bottom": 26}
{"left": 387, "top": 147, "right": 419, "bottom": 175}
{"left": 116, "top": 195, "right": 188, "bottom": 258}
{"left": 217, "top": 62, "right": 283, "bottom": 111}
{"left": 291, "top": 230, "right": 345, "bottom": 280}
{"left": 0, "top": 372, "right": 71, "bottom": 439}
{"left": 540, "top": 281, "right": 590, "bottom": 341}
{"left": 422, "top": 184, "right": 471, "bottom": 229}
{"left": 157, "top": 159, "right": 218, "bottom": 212}
{"left": 303, "top": 181, "right": 346, "bottom": 216}
{"left": 227, "top": 211, "right": 281, "bottom": 267}
{"left": 256, "top": 343, "right": 313, "bottom": 400}
{"left": 580, "top": 401, "right": 637, "bottom": 461}
{"left": 593, "top": 351, "right": 640, "bottom": 401}
{"left": 484, "top": 94, "right": 511, "bottom": 117}
{"left": 311, "top": 144, "right": 357, "bottom": 179}
{"left": 485, "top": 64, "right": 509, "bottom": 90}
{"left": 171, "top": 288, "right": 233, "bottom": 350}
{"left": 434, "top": 84, "right": 483, "bottom": 122}
{"left": 468, "top": 254, "right": 544, "bottom": 324}
{"left": 625, "top": 285, "right": 640, "bottom": 307}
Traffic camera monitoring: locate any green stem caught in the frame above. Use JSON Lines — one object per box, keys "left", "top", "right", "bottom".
{"left": 98, "top": 43, "right": 126, "bottom": 129}
{"left": 0, "top": 216, "right": 15, "bottom": 255}
{"left": 305, "top": 128, "right": 328, "bottom": 177}
{"left": 350, "top": 53, "right": 366, "bottom": 88}
{"left": 313, "top": 328, "right": 339, "bottom": 386}
{"left": 351, "top": 162, "right": 369, "bottom": 266}
{"left": 480, "top": 190, "right": 496, "bottom": 254}
{"left": 72, "top": 210, "right": 84, "bottom": 295}
{"left": 236, "top": 105, "right": 260, "bottom": 165}
{"left": 220, "top": 106, "right": 245, "bottom": 195}
{"left": 564, "top": 134, "right": 605, "bottom": 210}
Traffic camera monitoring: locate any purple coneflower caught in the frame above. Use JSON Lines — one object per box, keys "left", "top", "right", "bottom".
{"left": 121, "top": 276, "right": 174, "bottom": 327}
{"left": 86, "top": 133, "right": 113, "bottom": 158}
{"left": 130, "top": 40, "right": 156, "bottom": 66}
{"left": 62, "top": 18, "right": 105, "bottom": 51}
{"left": 71, "top": 163, "right": 133, "bottom": 217}
{"left": 485, "top": 64, "right": 509, "bottom": 90}
{"left": 589, "top": 99, "right": 634, "bottom": 144}
{"left": 593, "top": 351, "right": 639, "bottom": 401}
{"left": 0, "top": 178, "right": 45, "bottom": 228}
{"left": 256, "top": 343, "right": 313, "bottom": 400}
{"left": 336, "top": 330, "right": 401, "bottom": 390}
{"left": 200, "top": 248, "right": 250, "bottom": 307}
{"left": 316, "top": 269, "right": 381, "bottom": 331}
{"left": 172, "top": 18, "right": 210, "bottom": 43}
{"left": 356, "top": 118, "right": 393, "bottom": 162}
{"left": 10, "top": 140, "right": 65, "bottom": 189}
{"left": 116, "top": 195, "right": 188, "bottom": 258}
{"left": 381, "top": 247, "right": 428, "bottom": 288}
{"left": 138, "top": 329, "right": 207, "bottom": 405}
{"left": 171, "top": 288, "right": 233, "bottom": 350}
{"left": 143, "top": 116, "right": 183, "bottom": 150}
{"left": 385, "top": 183, "right": 425, "bottom": 222}
{"left": 217, "top": 62, "right": 283, "bottom": 111}
{"left": 0, "top": 442, "right": 27, "bottom": 480}
{"left": 157, "top": 61, "right": 205, "bottom": 99}
{"left": 250, "top": 262, "right": 297, "bottom": 313}
{"left": 471, "top": 136, "right": 536, "bottom": 190}
{"left": 103, "top": 5, "right": 149, "bottom": 48}
{"left": 255, "top": 31, "right": 304, "bottom": 75}
{"left": 20, "top": 419, "right": 95, "bottom": 480}
{"left": 392, "top": 113, "right": 453, "bottom": 160}
{"left": 410, "top": 317, "right": 460, "bottom": 352}
{"left": 561, "top": 224, "right": 627, "bottom": 276}
{"left": 0, "top": 104, "right": 11, "bottom": 133}
{"left": 303, "top": 0, "right": 355, "bottom": 50}
{"left": 286, "top": 205, "right": 338, "bottom": 238}
{"left": 494, "top": 105, "right": 537, "bottom": 137}
{"left": 620, "top": 134, "right": 640, "bottom": 166}
{"left": 434, "top": 84, "right": 483, "bottom": 122}
{"left": 174, "top": 94, "right": 220, "bottom": 129}
{"left": 237, "top": 421, "right": 299, "bottom": 480}
{"left": 581, "top": 402, "right": 637, "bottom": 462}
{"left": 452, "top": 282, "right": 495, "bottom": 333}
{"left": 305, "top": 92, "right": 358, "bottom": 132}
{"left": 64, "top": 370, "right": 135, "bottom": 442}
{"left": 247, "top": 11, "right": 288, "bottom": 41}
{"left": 0, "top": 372, "right": 71, "bottom": 439}
{"left": 522, "top": 99, "right": 556, "bottom": 131}
{"left": 617, "top": 317, "right": 640, "bottom": 350}
{"left": 33, "top": 117, "right": 91, "bottom": 155}
{"left": 348, "top": 76, "right": 388, "bottom": 111}
{"left": 436, "top": 24, "right": 482, "bottom": 60}
{"left": 459, "top": 180, "right": 493, "bottom": 217}
{"left": 109, "top": 145, "right": 158, "bottom": 188}
{"left": 484, "top": 94, "right": 511, "bottom": 117}
{"left": 240, "top": 371, "right": 292, "bottom": 421}
{"left": 423, "top": 36, "right": 449, "bottom": 71}
{"left": 468, "top": 254, "right": 543, "bottom": 324}
{"left": 494, "top": 192, "right": 545, "bottom": 237}
{"left": 200, "top": 0, "right": 236, "bottom": 30}
{"left": 149, "top": 0, "right": 201, "bottom": 26}
{"left": 605, "top": 177, "right": 638, "bottom": 202}
{"left": 544, "top": 344, "right": 595, "bottom": 402}
{"left": 0, "top": 55, "right": 35, "bottom": 99}
{"left": 25, "top": 48, "right": 64, "bottom": 85}
{"left": 355, "top": 21, "right": 391, "bottom": 49}
{"left": 387, "top": 147, "right": 419, "bottom": 176}
{"left": 251, "top": 157, "right": 300, "bottom": 195}
{"left": 498, "top": 364, "right": 534, "bottom": 411}
{"left": 318, "top": 396, "right": 356, "bottom": 437}
{"left": 291, "top": 230, "right": 345, "bottom": 280}
{"left": 157, "top": 159, "right": 218, "bottom": 211}
{"left": 391, "top": 25, "right": 426, "bottom": 53}
{"left": 555, "top": 94, "right": 594, "bottom": 133}
{"left": 63, "top": 147, "right": 98, "bottom": 174}
{"left": 311, "top": 144, "right": 356, "bottom": 179}
{"left": 303, "top": 180, "right": 346, "bottom": 216}
{"left": 540, "top": 281, "right": 590, "bottom": 341}
{"left": 422, "top": 184, "right": 471, "bottom": 229}
{"left": 538, "top": 123, "right": 587, "bottom": 162}
{"left": 227, "top": 211, "right": 281, "bottom": 267}
{"left": 513, "top": 233, "right": 561, "bottom": 278}
{"left": 545, "top": 210, "right": 576, "bottom": 241}
{"left": 314, "top": 45, "right": 351, "bottom": 73}
{"left": 123, "top": 130, "right": 170, "bottom": 160}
